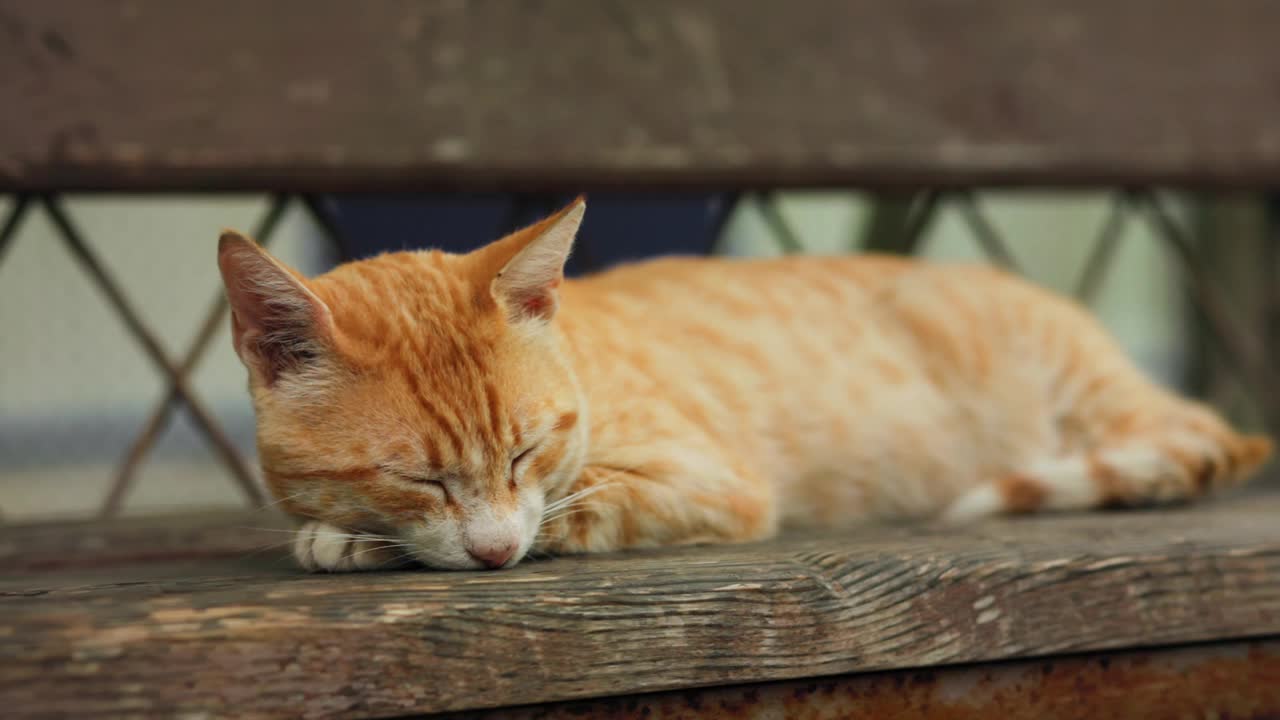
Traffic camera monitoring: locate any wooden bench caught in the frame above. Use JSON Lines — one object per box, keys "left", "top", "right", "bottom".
{"left": 3, "top": 2, "right": 1280, "bottom": 717}
{"left": 4, "top": 491, "right": 1280, "bottom": 717}
{"left": 6, "top": 1, "right": 1280, "bottom": 190}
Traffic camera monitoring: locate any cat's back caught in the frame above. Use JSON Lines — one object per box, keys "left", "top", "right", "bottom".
{"left": 563, "top": 253, "right": 906, "bottom": 318}
{"left": 566, "top": 252, "right": 916, "bottom": 297}
{"left": 559, "top": 252, "right": 1037, "bottom": 332}
{"left": 557, "top": 252, "right": 1070, "bottom": 405}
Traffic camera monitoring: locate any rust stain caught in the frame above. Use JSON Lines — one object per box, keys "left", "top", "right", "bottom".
{"left": 438, "top": 641, "right": 1280, "bottom": 719}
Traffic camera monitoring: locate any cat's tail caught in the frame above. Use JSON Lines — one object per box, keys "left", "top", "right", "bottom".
{"left": 943, "top": 409, "right": 1273, "bottom": 523}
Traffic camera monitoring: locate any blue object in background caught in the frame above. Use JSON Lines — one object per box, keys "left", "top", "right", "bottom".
{"left": 326, "top": 193, "right": 734, "bottom": 276}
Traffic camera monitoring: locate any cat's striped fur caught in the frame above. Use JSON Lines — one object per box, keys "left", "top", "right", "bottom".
{"left": 217, "top": 198, "right": 1272, "bottom": 571}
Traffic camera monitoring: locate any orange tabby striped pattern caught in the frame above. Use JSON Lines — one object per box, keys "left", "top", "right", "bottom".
{"left": 216, "top": 198, "right": 1272, "bottom": 571}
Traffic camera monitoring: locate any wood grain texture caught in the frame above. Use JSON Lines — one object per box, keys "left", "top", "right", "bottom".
{"left": 0, "top": 509, "right": 293, "bottom": 576}
{"left": 3, "top": 489, "right": 1280, "bottom": 719}
{"left": 434, "top": 639, "right": 1280, "bottom": 720}
{"left": 4, "top": 0, "right": 1280, "bottom": 191}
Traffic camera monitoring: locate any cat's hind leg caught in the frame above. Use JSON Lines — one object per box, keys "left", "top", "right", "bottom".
{"left": 942, "top": 403, "right": 1272, "bottom": 523}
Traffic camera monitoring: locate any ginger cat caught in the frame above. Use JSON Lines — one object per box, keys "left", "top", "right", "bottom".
{"left": 217, "top": 197, "right": 1272, "bottom": 572}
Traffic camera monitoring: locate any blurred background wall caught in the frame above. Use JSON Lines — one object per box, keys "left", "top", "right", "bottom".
{"left": 0, "top": 192, "right": 1189, "bottom": 521}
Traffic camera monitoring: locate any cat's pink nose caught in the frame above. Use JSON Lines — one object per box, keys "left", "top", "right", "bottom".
{"left": 467, "top": 539, "right": 517, "bottom": 569}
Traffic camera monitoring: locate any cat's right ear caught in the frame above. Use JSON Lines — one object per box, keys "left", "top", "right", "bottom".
{"left": 217, "top": 231, "right": 335, "bottom": 385}
{"left": 481, "top": 197, "right": 584, "bottom": 324}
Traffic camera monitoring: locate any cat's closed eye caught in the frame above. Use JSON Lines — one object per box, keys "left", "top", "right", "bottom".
{"left": 509, "top": 446, "right": 537, "bottom": 487}
{"left": 388, "top": 469, "right": 449, "bottom": 498}
{"left": 415, "top": 478, "right": 447, "bottom": 492}
{"left": 417, "top": 478, "right": 450, "bottom": 502}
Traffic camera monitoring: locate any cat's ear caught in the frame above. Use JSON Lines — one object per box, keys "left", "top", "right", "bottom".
{"left": 487, "top": 196, "right": 584, "bottom": 323}
{"left": 217, "top": 231, "right": 335, "bottom": 385}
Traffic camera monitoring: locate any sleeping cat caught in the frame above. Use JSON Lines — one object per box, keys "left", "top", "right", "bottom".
{"left": 217, "top": 197, "right": 1272, "bottom": 572}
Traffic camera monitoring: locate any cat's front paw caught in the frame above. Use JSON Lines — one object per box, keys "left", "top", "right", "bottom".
{"left": 292, "top": 521, "right": 412, "bottom": 572}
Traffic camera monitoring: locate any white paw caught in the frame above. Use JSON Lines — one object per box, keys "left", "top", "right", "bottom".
{"left": 940, "top": 484, "right": 1003, "bottom": 524}
{"left": 292, "top": 521, "right": 411, "bottom": 572}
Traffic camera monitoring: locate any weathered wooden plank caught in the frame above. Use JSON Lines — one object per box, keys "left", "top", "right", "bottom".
{"left": 4, "top": 1, "right": 1280, "bottom": 192}
{"left": 0, "top": 509, "right": 293, "bottom": 576}
{"left": 432, "top": 639, "right": 1280, "bottom": 720}
{"left": 3, "top": 489, "right": 1279, "bottom": 719}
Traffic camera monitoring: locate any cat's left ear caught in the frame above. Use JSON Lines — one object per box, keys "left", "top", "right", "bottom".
{"left": 217, "top": 231, "right": 336, "bottom": 386}
{"left": 488, "top": 196, "right": 584, "bottom": 323}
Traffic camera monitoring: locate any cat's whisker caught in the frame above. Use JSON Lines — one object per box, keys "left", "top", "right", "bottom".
{"left": 345, "top": 541, "right": 417, "bottom": 562}
{"left": 387, "top": 549, "right": 424, "bottom": 566}
{"left": 539, "top": 480, "right": 626, "bottom": 525}
{"left": 535, "top": 515, "right": 586, "bottom": 532}
{"left": 545, "top": 461, "right": 645, "bottom": 506}
{"left": 237, "top": 526, "right": 309, "bottom": 535}
{"left": 538, "top": 507, "right": 594, "bottom": 528}
{"left": 238, "top": 526, "right": 394, "bottom": 543}
{"left": 539, "top": 500, "right": 596, "bottom": 518}
{"left": 535, "top": 515, "right": 596, "bottom": 538}
{"left": 543, "top": 486, "right": 600, "bottom": 513}
{"left": 235, "top": 538, "right": 307, "bottom": 559}
{"left": 543, "top": 480, "right": 617, "bottom": 514}
{"left": 256, "top": 490, "right": 307, "bottom": 512}
{"left": 549, "top": 477, "right": 619, "bottom": 505}
{"left": 361, "top": 541, "right": 417, "bottom": 552}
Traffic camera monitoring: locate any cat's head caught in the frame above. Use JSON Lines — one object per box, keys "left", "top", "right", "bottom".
{"left": 217, "top": 198, "right": 589, "bottom": 570}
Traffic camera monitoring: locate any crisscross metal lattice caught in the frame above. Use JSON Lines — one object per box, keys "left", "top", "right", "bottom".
{"left": 0, "top": 189, "right": 1273, "bottom": 520}
{"left": 0, "top": 193, "right": 364, "bottom": 517}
